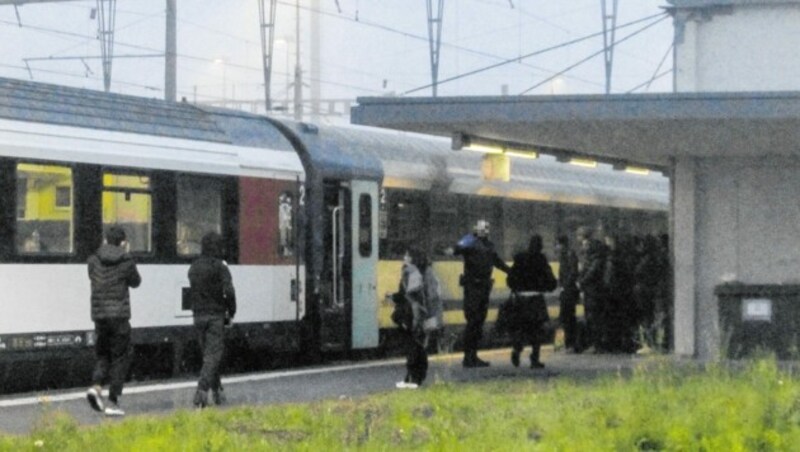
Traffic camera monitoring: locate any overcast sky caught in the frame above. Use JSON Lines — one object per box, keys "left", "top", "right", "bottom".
{"left": 0, "top": 0, "right": 674, "bottom": 119}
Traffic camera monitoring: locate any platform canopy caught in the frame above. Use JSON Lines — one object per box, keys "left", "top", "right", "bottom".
{"left": 351, "top": 91, "right": 800, "bottom": 168}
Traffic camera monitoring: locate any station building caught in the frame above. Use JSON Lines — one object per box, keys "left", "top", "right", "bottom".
{"left": 352, "top": 0, "right": 800, "bottom": 360}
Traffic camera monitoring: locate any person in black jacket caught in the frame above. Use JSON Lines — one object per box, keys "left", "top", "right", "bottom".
{"left": 507, "top": 235, "right": 557, "bottom": 368}
{"left": 454, "top": 220, "right": 510, "bottom": 368}
{"left": 556, "top": 235, "right": 579, "bottom": 353}
{"left": 189, "top": 232, "right": 236, "bottom": 408}
{"left": 577, "top": 236, "right": 608, "bottom": 353}
{"left": 86, "top": 226, "right": 141, "bottom": 417}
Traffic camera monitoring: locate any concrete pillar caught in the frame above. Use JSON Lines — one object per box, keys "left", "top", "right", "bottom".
{"left": 672, "top": 156, "right": 697, "bottom": 357}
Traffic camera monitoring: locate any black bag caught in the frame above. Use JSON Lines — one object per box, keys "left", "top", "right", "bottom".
{"left": 390, "top": 292, "right": 413, "bottom": 330}
{"left": 495, "top": 294, "right": 520, "bottom": 336}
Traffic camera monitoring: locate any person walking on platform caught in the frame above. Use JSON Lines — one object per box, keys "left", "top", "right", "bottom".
{"left": 507, "top": 235, "right": 558, "bottom": 368}
{"left": 394, "top": 247, "right": 430, "bottom": 389}
{"left": 86, "top": 226, "right": 141, "bottom": 417}
{"left": 189, "top": 232, "right": 236, "bottom": 408}
{"left": 556, "top": 235, "right": 580, "bottom": 353}
{"left": 454, "top": 220, "right": 510, "bottom": 367}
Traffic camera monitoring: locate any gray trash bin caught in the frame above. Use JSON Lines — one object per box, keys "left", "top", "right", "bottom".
{"left": 715, "top": 283, "right": 800, "bottom": 359}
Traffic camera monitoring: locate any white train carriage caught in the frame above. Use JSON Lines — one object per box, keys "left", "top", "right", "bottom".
{"left": 0, "top": 78, "right": 305, "bottom": 391}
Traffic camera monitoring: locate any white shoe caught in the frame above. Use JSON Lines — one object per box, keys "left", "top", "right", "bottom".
{"left": 86, "top": 386, "right": 104, "bottom": 413}
{"left": 404, "top": 383, "right": 419, "bottom": 389}
{"left": 395, "top": 381, "right": 419, "bottom": 389}
{"left": 104, "top": 402, "right": 125, "bottom": 417}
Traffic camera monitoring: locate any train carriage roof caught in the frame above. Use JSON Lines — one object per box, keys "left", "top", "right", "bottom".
{"left": 0, "top": 77, "right": 302, "bottom": 179}
{"left": 277, "top": 119, "right": 668, "bottom": 210}
{"left": 0, "top": 77, "right": 227, "bottom": 143}
{"left": 447, "top": 151, "right": 668, "bottom": 210}
{"left": 269, "top": 120, "right": 385, "bottom": 182}
{"left": 292, "top": 122, "right": 666, "bottom": 210}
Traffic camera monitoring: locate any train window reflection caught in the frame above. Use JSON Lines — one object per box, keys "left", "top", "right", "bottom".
{"left": 176, "top": 176, "right": 222, "bottom": 256}
{"left": 278, "top": 191, "right": 294, "bottom": 257}
{"left": 358, "top": 194, "right": 372, "bottom": 257}
{"left": 102, "top": 172, "right": 152, "bottom": 253}
{"left": 15, "top": 163, "right": 74, "bottom": 254}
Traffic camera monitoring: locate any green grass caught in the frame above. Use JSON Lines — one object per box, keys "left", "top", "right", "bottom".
{"left": 4, "top": 358, "right": 800, "bottom": 451}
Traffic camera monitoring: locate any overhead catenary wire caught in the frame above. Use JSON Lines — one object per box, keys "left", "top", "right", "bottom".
{"left": 625, "top": 69, "right": 671, "bottom": 94}
{"left": 404, "top": 11, "right": 668, "bottom": 96}
{"left": 0, "top": 16, "right": 383, "bottom": 95}
{"left": 519, "top": 13, "right": 669, "bottom": 95}
{"left": 0, "top": 3, "right": 672, "bottom": 99}
{"left": 635, "top": 42, "right": 674, "bottom": 93}
{"left": 279, "top": 0, "right": 603, "bottom": 89}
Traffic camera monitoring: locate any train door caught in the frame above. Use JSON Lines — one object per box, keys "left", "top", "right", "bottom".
{"left": 319, "top": 180, "right": 379, "bottom": 351}
{"left": 349, "top": 180, "right": 379, "bottom": 349}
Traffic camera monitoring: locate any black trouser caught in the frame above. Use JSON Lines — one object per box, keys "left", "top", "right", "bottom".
{"left": 558, "top": 287, "right": 579, "bottom": 350}
{"left": 511, "top": 294, "right": 548, "bottom": 363}
{"left": 195, "top": 315, "right": 225, "bottom": 392}
{"left": 92, "top": 318, "right": 132, "bottom": 403}
{"left": 404, "top": 330, "right": 428, "bottom": 385}
{"left": 583, "top": 292, "right": 606, "bottom": 351}
{"left": 462, "top": 280, "right": 492, "bottom": 360}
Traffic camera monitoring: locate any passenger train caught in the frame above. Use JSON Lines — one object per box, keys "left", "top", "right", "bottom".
{"left": 0, "top": 78, "right": 668, "bottom": 393}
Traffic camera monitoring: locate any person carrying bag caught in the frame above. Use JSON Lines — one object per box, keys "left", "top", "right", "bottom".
{"left": 506, "top": 234, "right": 557, "bottom": 369}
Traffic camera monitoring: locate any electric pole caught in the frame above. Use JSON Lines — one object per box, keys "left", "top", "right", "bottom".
{"left": 601, "top": 0, "right": 619, "bottom": 94}
{"left": 293, "top": 0, "right": 303, "bottom": 121}
{"left": 426, "top": 0, "right": 444, "bottom": 97}
{"left": 258, "top": 0, "right": 277, "bottom": 112}
{"left": 165, "top": 0, "right": 176, "bottom": 101}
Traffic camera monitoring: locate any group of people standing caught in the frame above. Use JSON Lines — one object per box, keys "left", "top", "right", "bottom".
{"left": 559, "top": 227, "right": 671, "bottom": 355}
{"left": 85, "top": 227, "right": 235, "bottom": 416}
{"left": 393, "top": 220, "right": 672, "bottom": 388}
{"left": 392, "top": 220, "right": 558, "bottom": 388}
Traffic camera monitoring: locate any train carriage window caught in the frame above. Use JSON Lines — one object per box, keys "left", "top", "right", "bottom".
{"left": 383, "top": 190, "right": 428, "bottom": 259}
{"left": 102, "top": 172, "right": 152, "bottom": 253}
{"left": 15, "top": 163, "right": 74, "bottom": 254}
{"left": 278, "top": 191, "right": 294, "bottom": 256}
{"left": 358, "top": 194, "right": 372, "bottom": 257}
{"left": 176, "top": 175, "right": 222, "bottom": 256}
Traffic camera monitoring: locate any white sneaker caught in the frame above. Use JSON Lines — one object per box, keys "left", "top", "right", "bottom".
{"left": 404, "top": 382, "right": 419, "bottom": 389}
{"left": 104, "top": 402, "right": 125, "bottom": 417}
{"left": 86, "top": 386, "right": 104, "bottom": 413}
{"left": 395, "top": 381, "right": 419, "bottom": 389}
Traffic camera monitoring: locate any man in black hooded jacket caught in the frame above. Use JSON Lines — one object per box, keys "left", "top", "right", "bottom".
{"left": 86, "top": 226, "right": 141, "bottom": 417}
{"left": 189, "top": 232, "right": 236, "bottom": 408}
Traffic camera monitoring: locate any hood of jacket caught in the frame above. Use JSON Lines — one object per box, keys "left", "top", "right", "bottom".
{"left": 97, "top": 244, "right": 128, "bottom": 265}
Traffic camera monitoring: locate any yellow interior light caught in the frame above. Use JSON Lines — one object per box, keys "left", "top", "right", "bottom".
{"left": 504, "top": 149, "right": 538, "bottom": 159}
{"left": 625, "top": 166, "right": 650, "bottom": 175}
{"left": 464, "top": 143, "right": 503, "bottom": 154}
{"left": 569, "top": 158, "right": 597, "bottom": 168}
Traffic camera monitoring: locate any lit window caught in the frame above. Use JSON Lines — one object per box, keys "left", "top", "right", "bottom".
{"left": 176, "top": 176, "right": 222, "bottom": 256}
{"left": 15, "top": 163, "right": 74, "bottom": 254}
{"left": 102, "top": 172, "right": 152, "bottom": 253}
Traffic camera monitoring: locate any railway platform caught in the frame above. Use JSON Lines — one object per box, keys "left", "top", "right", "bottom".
{"left": 0, "top": 347, "right": 662, "bottom": 435}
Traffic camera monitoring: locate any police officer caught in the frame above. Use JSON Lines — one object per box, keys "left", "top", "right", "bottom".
{"left": 454, "top": 220, "right": 510, "bottom": 367}
{"left": 189, "top": 232, "right": 236, "bottom": 408}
